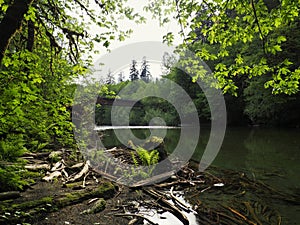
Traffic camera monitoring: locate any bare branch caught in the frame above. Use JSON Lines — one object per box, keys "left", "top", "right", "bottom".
{"left": 250, "top": 0, "right": 266, "bottom": 53}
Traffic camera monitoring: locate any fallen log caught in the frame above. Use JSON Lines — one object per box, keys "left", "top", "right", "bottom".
{"left": 25, "top": 164, "right": 51, "bottom": 171}
{"left": 131, "top": 170, "right": 176, "bottom": 187}
{"left": 143, "top": 188, "right": 189, "bottom": 225}
{"left": 115, "top": 213, "right": 158, "bottom": 225}
{"left": 0, "top": 191, "right": 21, "bottom": 201}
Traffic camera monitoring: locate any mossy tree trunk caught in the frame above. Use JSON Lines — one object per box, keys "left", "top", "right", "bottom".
{"left": 0, "top": 0, "right": 34, "bottom": 64}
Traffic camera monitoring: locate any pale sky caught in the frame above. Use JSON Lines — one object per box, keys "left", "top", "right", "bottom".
{"left": 92, "top": 0, "right": 183, "bottom": 80}
{"left": 104, "top": 0, "right": 182, "bottom": 49}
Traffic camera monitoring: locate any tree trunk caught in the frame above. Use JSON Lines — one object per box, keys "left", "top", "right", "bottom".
{"left": 0, "top": 0, "right": 34, "bottom": 64}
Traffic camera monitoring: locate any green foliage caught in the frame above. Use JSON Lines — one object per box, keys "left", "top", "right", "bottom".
{"left": 244, "top": 77, "right": 288, "bottom": 124}
{"left": 135, "top": 146, "right": 160, "bottom": 167}
{"left": 129, "top": 140, "right": 159, "bottom": 167}
{"left": 0, "top": 166, "right": 29, "bottom": 192}
{"left": 0, "top": 41, "right": 79, "bottom": 190}
{"left": 147, "top": 0, "right": 300, "bottom": 95}
{"left": 0, "top": 0, "right": 151, "bottom": 191}
{"left": 0, "top": 134, "right": 26, "bottom": 162}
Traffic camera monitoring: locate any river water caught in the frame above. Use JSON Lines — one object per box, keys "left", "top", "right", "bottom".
{"left": 96, "top": 126, "right": 300, "bottom": 224}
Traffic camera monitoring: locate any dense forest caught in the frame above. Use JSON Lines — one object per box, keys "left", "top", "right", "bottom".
{"left": 0, "top": 0, "right": 299, "bottom": 201}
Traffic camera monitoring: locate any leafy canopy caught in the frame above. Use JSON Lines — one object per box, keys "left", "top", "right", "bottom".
{"left": 146, "top": 0, "right": 300, "bottom": 95}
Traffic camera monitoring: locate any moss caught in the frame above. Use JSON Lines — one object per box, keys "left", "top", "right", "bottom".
{"left": 0, "top": 181, "right": 115, "bottom": 224}
{"left": 11, "top": 196, "right": 54, "bottom": 211}
{"left": 81, "top": 198, "right": 106, "bottom": 214}
{"left": 62, "top": 181, "right": 83, "bottom": 189}
{"left": 56, "top": 181, "right": 115, "bottom": 207}
{"left": 147, "top": 136, "right": 163, "bottom": 144}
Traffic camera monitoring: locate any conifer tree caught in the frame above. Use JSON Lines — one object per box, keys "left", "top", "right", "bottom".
{"left": 118, "top": 71, "right": 125, "bottom": 83}
{"left": 105, "top": 69, "right": 115, "bottom": 84}
{"left": 140, "top": 57, "right": 151, "bottom": 82}
{"left": 129, "top": 60, "right": 139, "bottom": 81}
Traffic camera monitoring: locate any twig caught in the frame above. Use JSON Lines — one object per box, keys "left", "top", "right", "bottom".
{"left": 0, "top": 191, "right": 21, "bottom": 201}
{"left": 244, "top": 202, "right": 263, "bottom": 225}
{"left": 217, "top": 212, "right": 244, "bottom": 224}
{"left": 91, "top": 168, "right": 117, "bottom": 181}
{"left": 200, "top": 186, "right": 211, "bottom": 193}
{"left": 170, "top": 187, "right": 195, "bottom": 213}
{"left": 82, "top": 171, "right": 90, "bottom": 188}
{"left": 105, "top": 147, "right": 117, "bottom": 152}
{"left": 250, "top": 0, "right": 266, "bottom": 53}
{"left": 115, "top": 213, "right": 158, "bottom": 225}
{"left": 203, "top": 171, "right": 223, "bottom": 183}
{"left": 225, "top": 206, "right": 257, "bottom": 225}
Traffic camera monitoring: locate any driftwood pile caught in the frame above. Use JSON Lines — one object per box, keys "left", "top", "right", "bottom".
{"left": 110, "top": 163, "right": 299, "bottom": 225}
{"left": 22, "top": 149, "right": 101, "bottom": 189}
{"left": 6, "top": 148, "right": 299, "bottom": 225}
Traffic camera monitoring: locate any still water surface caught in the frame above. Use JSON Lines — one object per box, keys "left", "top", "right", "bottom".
{"left": 97, "top": 126, "right": 300, "bottom": 224}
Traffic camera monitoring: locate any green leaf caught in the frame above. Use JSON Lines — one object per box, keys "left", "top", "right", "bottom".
{"left": 277, "top": 36, "right": 286, "bottom": 43}
{"left": 103, "top": 40, "right": 110, "bottom": 48}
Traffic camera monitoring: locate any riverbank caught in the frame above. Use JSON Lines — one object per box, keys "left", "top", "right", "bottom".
{"left": 0, "top": 148, "right": 298, "bottom": 225}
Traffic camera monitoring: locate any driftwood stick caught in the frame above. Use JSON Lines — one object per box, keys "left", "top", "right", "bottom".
{"left": 22, "top": 152, "right": 50, "bottom": 159}
{"left": 128, "top": 218, "right": 138, "bottom": 225}
{"left": 70, "top": 162, "right": 84, "bottom": 169}
{"left": 42, "top": 171, "right": 62, "bottom": 182}
{"left": 200, "top": 186, "right": 211, "bottom": 193}
{"left": 217, "top": 212, "right": 244, "bottom": 224}
{"left": 131, "top": 171, "right": 176, "bottom": 187}
{"left": 105, "top": 147, "right": 117, "bottom": 152}
{"left": 115, "top": 213, "right": 158, "bottom": 225}
{"left": 244, "top": 202, "right": 263, "bottom": 225}
{"left": 91, "top": 168, "right": 117, "bottom": 181}
{"left": 170, "top": 187, "right": 195, "bottom": 213}
{"left": 143, "top": 188, "right": 189, "bottom": 225}
{"left": 69, "top": 161, "right": 89, "bottom": 182}
{"left": 82, "top": 171, "right": 90, "bottom": 188}
{"left": 225, "top": 206, "right": 257, "bottom": 225}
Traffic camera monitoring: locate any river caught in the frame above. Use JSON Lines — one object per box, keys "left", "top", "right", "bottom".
{"left": 96, "top": 126, "right": 300, "bottom": 224}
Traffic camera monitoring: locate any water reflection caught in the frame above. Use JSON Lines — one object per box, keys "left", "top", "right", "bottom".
{"left": 97, "top": 126, "right": 300, "bottom": 224}
{"left": 138, "top": 193, "right": 198, "bottom": 225}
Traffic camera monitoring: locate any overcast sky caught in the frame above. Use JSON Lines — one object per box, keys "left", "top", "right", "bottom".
{"left": 91, "top": 0, "right": 183, "bottom": 80}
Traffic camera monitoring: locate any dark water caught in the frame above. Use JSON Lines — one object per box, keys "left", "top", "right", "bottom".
{"left": 97, "top": 126, "right": 300, "bottom": 224}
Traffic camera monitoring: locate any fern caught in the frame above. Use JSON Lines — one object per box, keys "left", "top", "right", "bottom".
{"left": 135, "top": 146, "right": 159, "bottom": 166}
{"left": 129, "top": 140, "right": 159, "bottom": 165}
{"left": 131, "top": 151, "right": 139, "bottom": 166}
{"left": 149, "top": 149, "right": 159, "bottom": 165}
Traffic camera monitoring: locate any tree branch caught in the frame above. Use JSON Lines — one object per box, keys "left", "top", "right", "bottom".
{"left": 250, "top": 0, "right": 266, "bottom": 53}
